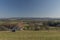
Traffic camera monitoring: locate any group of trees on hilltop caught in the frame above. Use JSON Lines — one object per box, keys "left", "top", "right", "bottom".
{"left": 47, "top": 21, "right": 60, "bottom": 27}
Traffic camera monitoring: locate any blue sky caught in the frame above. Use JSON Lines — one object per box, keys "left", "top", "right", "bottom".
{"left": 0, "top": 0, "right": 60, "bottom": 18}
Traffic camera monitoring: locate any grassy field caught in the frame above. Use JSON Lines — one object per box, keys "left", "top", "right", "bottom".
{"left": 0, "top": 30, "right": 60, "bottom": 40}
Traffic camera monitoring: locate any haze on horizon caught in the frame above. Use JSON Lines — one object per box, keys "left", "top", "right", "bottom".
{"left": 0, "top": 0, "right": 60, "bottom": 18}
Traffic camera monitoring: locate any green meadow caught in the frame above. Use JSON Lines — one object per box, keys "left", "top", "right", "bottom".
{"left": 0, "top": 30, "right": 60, "bottom": 40}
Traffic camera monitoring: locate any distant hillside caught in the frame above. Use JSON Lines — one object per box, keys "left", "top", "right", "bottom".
{"left": 0, "top": 17, "right": 60, "bottom": 21}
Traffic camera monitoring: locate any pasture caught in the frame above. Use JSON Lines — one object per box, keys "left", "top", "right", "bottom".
{"left": 0, "top": 30, "right": 60, "bottom": 40}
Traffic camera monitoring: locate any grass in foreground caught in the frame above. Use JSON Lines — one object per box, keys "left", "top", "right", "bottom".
{"left": 0, "top": 30, "right": 60, "bottom": 40}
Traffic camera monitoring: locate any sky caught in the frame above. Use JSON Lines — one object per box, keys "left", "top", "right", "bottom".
{"left": 0, "top": 0, "right": 60, "bottom": 18}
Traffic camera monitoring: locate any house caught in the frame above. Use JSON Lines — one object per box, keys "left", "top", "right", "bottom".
{"left": 17, "top": 21, "right": 24, "bottom": 30}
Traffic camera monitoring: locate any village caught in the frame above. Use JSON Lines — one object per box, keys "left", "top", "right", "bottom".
{"left": 0, "top": 19, "right": 60, "bottom": 32}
